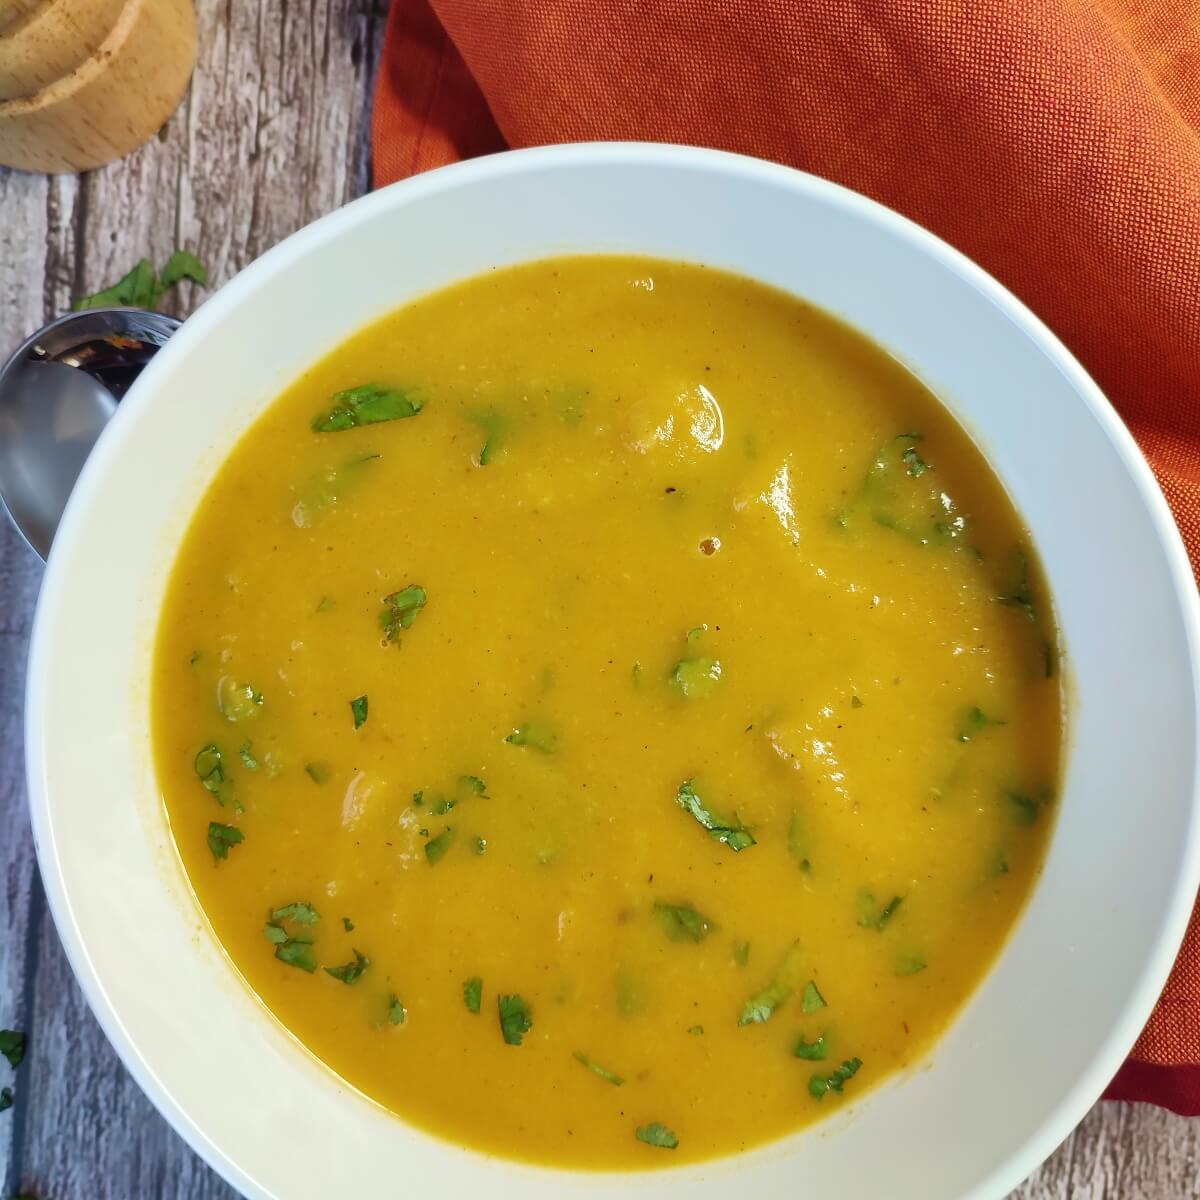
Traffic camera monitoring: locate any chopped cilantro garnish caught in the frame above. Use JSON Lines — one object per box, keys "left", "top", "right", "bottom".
{"left": 275, "top": 941, "right": 317, "bottom": 972}
{"left": 809, "top": 1057, "right": 862, "bottom": 1100}
{"left": 671, "top": 656, "right": 723, "bottom": 699}
{"left": 687, "top": 1025, "right": 704, "bottom": 1036}
{"left": 75, "top": 250, "right": 207, "bottom": 311}
{"left": 850, "top": 694, "right": 863, "bottom": 708}
{"left": 801, "top": 981, "right": 827, "bottom": 1013}
{"left": 324, "top": 950, "right": 369, "bottom": 984}
{"left": 313, "top": 384, "right": 423, "bottom": 433}
{"left": 636, "top": 1122, "right": 678, "bottom": 1149}
{"left": 573, "top": 1050, "right": 624, "bottom": 1086}
{"left": 388, "top": 994, "right": 407, "bottom": 1025}
{"left": 350, "top": 695, "right": 369, "bottom": 729}
{"left": 425, "top": 828, "right": 455, "bottom": 865}
{"left": 1006, "top": 788, "right": 1047, "bottom": 824}
{"left": 856, "top": 891, "right": 903, "bottom": 931}
{"left": 292, "top": 454, "right": 380, "bottom": 527}
{"left": 316, "top": 595, "right": 335, "bottom": 613}
{"left": 675, "top": 779, "right": 755, "bottom": 851}
{"left": 263, "top": 923, "right": 288, "bottom": 944}
{"left": 189, "top": 650, "right": 201, "bottom": 666}
{"left": 653, "top": 901, "right": 715, "bottom": 943}
{"left": 342, "top": 917, "right": 354, "bottom": 932}
{"left": 793, "top": 1033, "right": 828, "bottom": 1061}
{"left": 238, "top": 741, "right": 259, "bottom": 770}
{"left": 218, "top": 678, "right": 263, "bottom": 723}
{"left": 380, "top": 585, "right": 427, "bottom": 643}
{"left": 469, "top": 408, "right": 507, "bottom": 465}
{"left": 0, "top": 1087, "right": 11, "bottom": 1112}
{"left": 272, "top": 902, "right": 319, "bottom": 924}
{"left": 498, "top": 994, "right": 532, "bottom": 1045}
{"left": 459, "top": 774, "right": 487, "bottom": 796}
{"left": 464, "top": 977, "right": 483, "bottom": 1014}
{"left": 504, "top": 719, "right": 558, "bottom": 754}
{"left": 305, "top": 762, "right": 331, "bottom": 784}
{"left": 207, "top": 821, "right": 243, "bottom": 862}
{"left": 901, "top": 446, "right": 929, "bottom": 476}
{"left": 896, "top": 952, "right": 927, "bottom": 976}
{"left": 194, "top": 744, "right": 238, "bottom": 809}
{"left": 996, "top": 548, "right": 1037, "bottom": 621}
{"left": 739, "top": 942, "right": 804, "bottom": 1025}
{"left": 958, "top": 706, "right": 1004, "bottom": 742}
{"left": 0, "top": 1029, "right": 27, "bottom": 1070}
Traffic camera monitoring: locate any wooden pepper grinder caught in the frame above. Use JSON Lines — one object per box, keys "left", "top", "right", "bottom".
{"left": 0, "top": 0, "right": 196, "bottom": 173}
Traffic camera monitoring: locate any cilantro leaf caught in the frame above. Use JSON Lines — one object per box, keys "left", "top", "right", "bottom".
{"left": 573, "top": 1050, "right": 624, "bottom": 1086}
{"left": 324, "top": 950, "right": 369, "bottom": 984}
{"left": 313, "top": 384, "right": 423, "bottom": 433}
{"left": 425, "top": 828, "right": 455, "bottom": 865}
{"left": 687, "top": 1024, "right": 704, "bottom": 1036}
{"left": 388, "top": 994, "right": 407, "bottom": 1025}
{"left": 996, "top": 548, "right": 1037, "bottom": 621}
{"left": 464, "top": 977, "right": 482, "bottom": 1014}
{"left": 194, "top": 744, "right": 238, "bottom": 809}
{"left": 504, "top": 719, "right": 558, "bottom": 754}
{"left": 739, "top": 942, "right": 804, "bottom": 1025}
{"left": 75, "top": 250, "right": 208, "bottom": 311}
{"left": 380, "top": 585, "right": 427, "bottom": 642}
{"left": 458, "top": 775, "right": 487, "bottom": 796}
{"left": 0, "top": 1029, "right": 26, "bottom": 1069}
{"left": 350, "top": 695, "right": 369, "bottom": 730}
{"left": 896, "top": 952, "right": 927, "bottom": 976}
{"left": 653, "top": 901, "right": 715, "bottom": 943}
{"left": 217, "top": 678, "right": 263, "bottom": 723}
{"left": 239, "top": 741, "right": 259, "bottom": 770}
{"left": 793, "top": 1034, "right": 828, "bottom": 1061}
{"left": 498, "top": 994, "right": 532, "bottom": 1045}
{"left": 636, "top": 1122, "right": 678, "bottom": 1149}
{"left": 272, "top": 902, "right": 320, "bottom": 924}
{"left": 207, "top": 821, "right": 243, "bottom": 862}
{"left": 263, "top": 923, "right": 288, "bottom": 944}
{"left": 159, "top": 249, "right": 209, "bottom": 290}
{"left": 1006, "top": 788, "right": 1048, "bottom": 825}
{"left": 675, "top": 779, "right": 755, "bottom": 851}
{"left": 670, "top": 656, "right": 722, "bottom": 699}
{"left": 342, "top": 917, "right": 354, "bottom": 932}
{"left": 809, "top": 1057, "right": 862, "bottom": 1100}
{"left": 856, "top": 891, "right": 904, "bottom": 931}
{"left": 801, "top": 981, "right": 827, "bottom": 1013}
{"left": 305, "top": 762, "right": 332, "bottom": 784}
{"left": 958, "top": 706, "right": 1004, "bottom": 742}
{"left": 275, "top": 941, "right": 317, "bottom": 972}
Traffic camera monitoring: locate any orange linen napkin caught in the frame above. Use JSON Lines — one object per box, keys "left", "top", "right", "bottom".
{"left": 373, "top": 0, "right": 1200, "bottom": 1112}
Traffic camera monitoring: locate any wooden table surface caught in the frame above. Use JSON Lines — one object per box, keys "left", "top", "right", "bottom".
{"left": 0, "top": 2, "right": 1196, "bottom": 1196}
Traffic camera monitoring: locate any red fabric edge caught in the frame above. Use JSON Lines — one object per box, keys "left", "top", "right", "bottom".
{"left": 1104, "top": 1059, "right": 1200, "bottom": 1115}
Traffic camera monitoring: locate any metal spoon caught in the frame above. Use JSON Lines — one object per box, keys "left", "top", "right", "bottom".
{"left": 0, "top": 308, "right": 178, "bottom": 560}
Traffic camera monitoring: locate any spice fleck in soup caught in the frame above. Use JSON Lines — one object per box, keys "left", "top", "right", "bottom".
{"left": 153, "top": 257, "right": 1062, "bottom": 1167}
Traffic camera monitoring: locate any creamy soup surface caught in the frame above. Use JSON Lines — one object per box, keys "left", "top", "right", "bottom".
{"left": 153, "top": 256, "right": 1062, "bottom": 1167}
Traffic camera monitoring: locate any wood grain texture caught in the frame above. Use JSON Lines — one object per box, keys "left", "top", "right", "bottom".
{"left": 0, "top": 1, "right": 1195, "bottom": 1195}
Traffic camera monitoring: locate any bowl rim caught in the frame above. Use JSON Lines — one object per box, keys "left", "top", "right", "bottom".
{"left": 24, "top": 140, "right": 1200, "bottom": 1199}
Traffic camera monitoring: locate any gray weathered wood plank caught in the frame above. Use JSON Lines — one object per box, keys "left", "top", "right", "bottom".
{"left": 0, "top": 0, "right": 1196, "bottom": 1195}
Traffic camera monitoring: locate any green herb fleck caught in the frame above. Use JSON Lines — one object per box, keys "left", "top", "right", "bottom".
{"left": 0, "top": 1029, "right": 26, "bottom": 1070}
{"left": 0, "top": 1087, "right": 11, "bottom": 1112}
{"left": 801, "top": 981, "right": 827, "bottom": 1013}
{"left": 675, "top": 779, "right": 756, "bottom": 851}
{"left": 498, "top": 994, "right": 532, "bottom": 1045}
{"left": 75, "top": 250, "right": 207, "bottom": 311}
{"left": 316, "top": 595, "right": 335, "bottom": 613}
{"left": 687, "top": 1024, "right": 704, "bottom": 1036}
{"left": 458, "top": 775, "right": 487, "bottom": 796}
{"left": 350, "top": 695, "right": 369, "bottom": 730}
{"left": 996, "top": 549, "right": 1037, "bottom": 621}
{"left": 653, "top": 901, "right": 715, "bottom": 943}
{"left": 901, "top": 446, "right": 929, "bottom": 476}
{"left": 291, "top": 453, "right": 380, "bottom": 527}
{"left": 275, "top": 941, "right": 317, "bottom": 972}
{"left": 238, "top": 741, "right": 259, "bottom": 770}
{"left": 671, "top": 655, "right": 723, "bottom": 699}
{"left": 850, "top": 694, "right": 863, "bottom": 708}
{"left": 207, "top": 821, "right": 243, "bottom": 862}
{"left": 788, "top": 809, "right": 812, "bottom": 873}
{"left": 505, "top": 719, "right": 558, "bottom": 754}
{"left": 739, "top": 942, "right": 804, "bottom": 1026}
{"left": 632, "top": 661, "right": 642, "bottom": 687}
{"left": 218, "top": 678, "right": 263, "bottom": 723}
{"left": 324, "top": 950, "right": 369, "bottom": 984}
{"left": 636, "top": 1122, "right": 678, "bottom": 1150}
{"left": 793, "top": 1034, "right": 828, "bottom": 1061}
{"left": 342, "top": 917, "right": 354, "bottom": 932}
{"left": 272, "top": 902, "right": 319, "bottom": 925}
{"left": 388, "top": 994, "right": 407, "bottom": 1025}
{"left": 263, "top": 923, "right": 288, "bottom": 944}
{"left": 425, "top": 828, "right": 455, "bottom": 865}
{"left": 313, "top": 384, "right": 423, "bottom": 433}
{"left": 1006, "top": 788, "right": 1048, "bottom": 825}
{"left": 733, "top": 940, "right": 751, "bottom": 966}
{"left": 958, "top": 706, "right": 1004, "bottom": 742}
{"left": 809, "top": 1057, "right": 862, "bottom": 1100}
{"left": 573, "top": 1050, "right": 624, "bottom": 1086}
{"left": 189, "top": 650, "right": 201, "bottom": 666}
{"left": 463, "top": 977, "right": 482, "bottom": 1014}
{"left": 194, "top": 743, "right": 238, "bottom": 809}
{"left": 380, "top": 585, "right": 427, "bottom": 642}
{"left": 305, "top": 762, "right": 332, "bottom": 785}
{"left": 896, "top": 952, "right": 927, "bottom": 976}
{"left": 857, "top": 891, "right": 904, "bottom": 931}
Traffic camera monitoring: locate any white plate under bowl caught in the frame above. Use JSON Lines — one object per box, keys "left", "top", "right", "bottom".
{"left": 25, "top": 143, "right": 1200, "bottom": 1199}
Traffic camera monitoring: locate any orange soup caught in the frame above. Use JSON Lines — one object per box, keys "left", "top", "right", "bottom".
{"left": 153, "top": 256, "right": 1062, "bottom": 1167}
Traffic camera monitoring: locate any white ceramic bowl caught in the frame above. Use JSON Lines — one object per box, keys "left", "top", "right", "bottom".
{"left": 26, "top": 144, "right": 1200, "bottom": 1199}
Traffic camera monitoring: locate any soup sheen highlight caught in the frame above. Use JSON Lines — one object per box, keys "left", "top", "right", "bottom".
{"left": 153, "top": 256, "right": 1061, "bottom": 1168}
